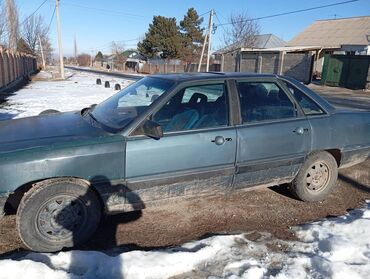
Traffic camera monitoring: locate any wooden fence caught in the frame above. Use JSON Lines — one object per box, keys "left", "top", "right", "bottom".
{"left": 0, "top": 47, "right": 37, "bottom": 89}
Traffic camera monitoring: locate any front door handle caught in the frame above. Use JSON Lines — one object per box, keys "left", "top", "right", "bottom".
{"left": 212, "top": 136, "right": 233, "bottom": 145}
{"left": 293, "top": 127, "right": 304, "bottom": 135}
{"left": 212, "top": 136, "right": 225, "bottom": 145}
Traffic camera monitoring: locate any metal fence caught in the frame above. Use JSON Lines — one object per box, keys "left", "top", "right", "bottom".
{"left": 139, "top": 63, "right": 221, "bottom": 74}
{"left": 321, "top": 54, "right": 370, "bottom": 90}
{"left": 222, "top": 51, "right": 314, "bottom": 84}
{"left": 0, "top": 47, "right": 37, "bottom": 89}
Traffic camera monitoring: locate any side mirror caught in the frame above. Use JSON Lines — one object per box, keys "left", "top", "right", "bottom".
{"left": 143, "top": 119, "right": 163, "bottom": 140}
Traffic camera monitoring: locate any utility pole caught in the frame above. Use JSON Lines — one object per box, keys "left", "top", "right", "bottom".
{"left": 90, "top": 49, "right": 94, "bottom": 68}
{"left": 38, "top": 35, "right": 46, "bottom": 69}
{"left": 74, "top": 35, "right": 78, "bottom": 64}
{"left": 198, "top": 10, "right": 214, "bottom": 72}
{"left": 56, "top": 0, "right": 65, "bottom": 79}
{"left": 206, "top": 9, "right": 214, "bottom": 72}
{"left": 197, "top": 33, "right": 208, "bottom": 72}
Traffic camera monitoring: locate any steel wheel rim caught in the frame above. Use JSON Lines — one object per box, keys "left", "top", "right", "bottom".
{"left": 36, "top": 194, "right": 88, "bottom": 241}
{"left": 305, "top": 161, "right": 330, "bottom": 192}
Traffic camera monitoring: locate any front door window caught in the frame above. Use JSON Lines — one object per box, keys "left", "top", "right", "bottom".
{"left": 153, "top": 83, "right": 228, "bottom": 133}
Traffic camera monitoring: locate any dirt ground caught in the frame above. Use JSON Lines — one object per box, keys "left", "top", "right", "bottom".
{"left": 0, "top": 159, "right": 369, "bottom": 257}
{"left": 0, "top": 83, "right": 369, "bottom": 257}
{"left": 308, "top": 83, "right": 370, "bottom": 110}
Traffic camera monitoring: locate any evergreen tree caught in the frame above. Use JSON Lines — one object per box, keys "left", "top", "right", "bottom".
{"left": 138, "top": 16, "right": 182, "bottom": 60}
{"left": 95, "top": 51, "right": 104, "bottom": 61}
{"left": 180, "top": 8, "right": 204, "bottom": 63}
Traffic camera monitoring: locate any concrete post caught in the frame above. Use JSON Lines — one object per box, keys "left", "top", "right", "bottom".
{"left": 238, "top": 51, "right": 242, "bottom": 72}
{"left": 221, "top": 54, "right": 224, "bottom": 72}
{"left": 0, "top": 50, "right": 4, "bottom": 87}
{"left": 9, "top": 53, "right": 15, "bottom": 82}
{"left": 257, "top": 54, "right": 263, "bottom": 73}
{"left": 19, "top": 54, "right": 24, "bottom": 76}
{"left": 16, "top": 54, "right": 20, "bottom": 77}
{"left": 277, "top": 51, "right": 285, "bottom": 75}
{"left": 4, "top": 52, "right": 10, "bottom": 85}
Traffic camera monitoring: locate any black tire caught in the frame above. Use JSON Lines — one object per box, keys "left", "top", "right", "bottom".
{"left": 39, "top": 109, "right": 60, "bottom": 115}
{"left": 17, "top": 178, "right": 101, "bottom": 252}
{"left": 114, "top": 83, "right": 121, "bottom": 90}
{"left": 290, "top": 152, "right": 338, "bottom": 202}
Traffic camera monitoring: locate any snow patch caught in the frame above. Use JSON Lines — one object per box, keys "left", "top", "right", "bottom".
{"left": 0, "top": 71, "right": 369, "bottom": 279}
{"left": 0, "top": 70, "right": 134, "bottom": 120}
{"left": 0, "top": 202, "right": 369, "bottom": 278}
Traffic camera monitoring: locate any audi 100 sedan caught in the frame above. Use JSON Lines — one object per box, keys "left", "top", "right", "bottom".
{"left": 0, "top": 72, "right": 369, "bottom": 252}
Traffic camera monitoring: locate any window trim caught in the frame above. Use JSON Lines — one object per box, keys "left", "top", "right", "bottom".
{"left": 234, "top": 114, "right": 308, "bottom": 129}
{"left": 128, "top": 79, "right": 232, "bottom": 137}
{"left": 278, "top": 79, "right": 327, "bottom": 117}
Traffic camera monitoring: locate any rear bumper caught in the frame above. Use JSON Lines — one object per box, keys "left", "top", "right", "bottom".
{"left": 0, "top": 196, "right": 7, "bottom": 218}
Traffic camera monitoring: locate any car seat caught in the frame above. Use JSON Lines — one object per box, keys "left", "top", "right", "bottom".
{"left": 164, "top": 109, "right": 199, "bottom": 132}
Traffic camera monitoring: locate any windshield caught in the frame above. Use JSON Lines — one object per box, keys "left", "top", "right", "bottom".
{"left": 90, "top": 77, "right": 174, "bottom": 130}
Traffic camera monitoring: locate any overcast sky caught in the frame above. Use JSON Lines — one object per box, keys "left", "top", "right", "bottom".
{"left": 13, "top": 0, "right": 370, "bottom": 56}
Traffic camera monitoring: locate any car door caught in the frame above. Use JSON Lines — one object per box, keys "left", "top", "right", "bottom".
{"left": 124, "top": 81, "right": 237, "bottom": 205}
{"left": 234, "top": 77, "right": 311, "bottom": 189}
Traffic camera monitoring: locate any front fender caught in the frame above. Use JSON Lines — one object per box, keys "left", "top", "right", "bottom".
{"left": 0, "top": 135, "right": 126, "bottom": 194}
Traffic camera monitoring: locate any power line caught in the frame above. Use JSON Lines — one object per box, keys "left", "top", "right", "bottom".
{"left": 216, "top": 0, "right": 360, "bottom": 27}
{"left": 216, "top": 11, "right": 228, "bottom": 22}
{"left": 214, "top": 12, "right": 228, "bottom": 35}
{"left": 60, "top": 2, "right": 149, "bottom": 19}
{"left": 199, "top": 10, "right": 212, "bottom": 17}
{"left": 47, "top": 4, "right": 56, "bottom": 32}
{"left": 89, "top": 38, "right": 141, "bottom": 51}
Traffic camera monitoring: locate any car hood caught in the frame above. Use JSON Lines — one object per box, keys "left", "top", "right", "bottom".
{"left": 0, "top": 111, "right": 110, "bottom": 153}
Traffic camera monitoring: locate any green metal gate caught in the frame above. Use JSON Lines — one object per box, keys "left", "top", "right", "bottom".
{"left": 321, "top": 54, "right": 370, "bottom": 89}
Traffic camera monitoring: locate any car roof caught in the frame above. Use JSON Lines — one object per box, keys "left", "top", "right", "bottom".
{"left": 150, "top": 72, "right": 277, "bottom": 82}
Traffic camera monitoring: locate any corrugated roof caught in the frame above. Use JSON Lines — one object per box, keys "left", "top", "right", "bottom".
{"left": 254, "top": 34, "right": 287, "bottom": 48}
{"left": 287, "top": 16, "right": 370, "bottom": 47}
{"left": 215, "top": 33, "right": 286, "bottom": 54}
{"left": 240, "top": 46, "right": 326, "bottom": 52}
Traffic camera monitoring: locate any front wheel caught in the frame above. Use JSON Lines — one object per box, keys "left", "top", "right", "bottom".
{"left": 17, "top": 179, "right": 101, "bottom": 252}
{"left": 290, "top": 152, "right": 338, "bottom": 202}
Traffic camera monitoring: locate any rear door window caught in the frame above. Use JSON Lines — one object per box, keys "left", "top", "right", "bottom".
{"left": 237, "top": 81, "right": 296, "bottom": 123}
{"left": 282, "top": 81, "right": 325, "bottom": 116}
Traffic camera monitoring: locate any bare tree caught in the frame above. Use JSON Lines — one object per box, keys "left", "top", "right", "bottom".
{"left": 110, "top": 41, "right": 126, "bottom": 70}
{"left": 77, "top": 53, "right": 91, "bottom": 66}
{"left": 110, "top": 41, "right": 125, "bottom": 55}
{"left": 222, "top": 11, "right": 260, "bottom": 51}
{"left": 21, "top": 14, "right": 53, "bottom": 65}
{"left": 6, "top": 0, "right": 19, "bottom": 51}
{"left": 38, "top": 34, "right": 53, "bottom": 64}
{"left": 0, "top": 5, "right": 7, "bottom": 46}
{"left": 22, "top": 15, "right": 48, "bottom": 53}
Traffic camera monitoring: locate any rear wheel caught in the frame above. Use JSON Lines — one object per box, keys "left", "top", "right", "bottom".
{"left": 290, "top": 152, "right": 338, "bottom": 202}
{"left": 17, "top": 178, "right": 101, "bottom": 252}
